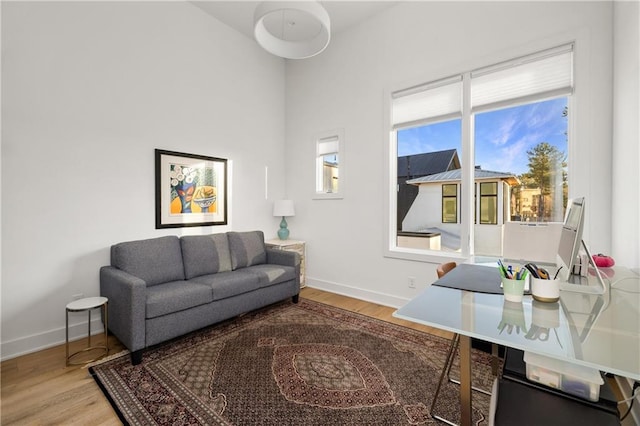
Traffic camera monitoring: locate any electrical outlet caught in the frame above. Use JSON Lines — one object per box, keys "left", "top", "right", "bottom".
{"left": 408, "top": 277, "right": 416, "bottom": 288}
{"left": 72, "top": 293, "right": 84, "bottom": 300}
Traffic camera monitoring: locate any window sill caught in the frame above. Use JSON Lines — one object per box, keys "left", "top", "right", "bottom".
{"left": 383, "top": 246, "right": 469, "bottom": 264}
{"left": 313, "top": 193, "right": 343, "bottom": 200}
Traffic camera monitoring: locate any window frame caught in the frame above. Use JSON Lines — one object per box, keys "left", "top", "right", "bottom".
{"left": 479, "top": 182, "right": 498, "bottom": 225}
{"left": 313, "top": 128, "right": 344, "bottom": 200}
{"left": 384, "top": 43, "right": 574, "bottom": 263}
{"left": 442, "top": 184, "right": 458, "bottom": 224}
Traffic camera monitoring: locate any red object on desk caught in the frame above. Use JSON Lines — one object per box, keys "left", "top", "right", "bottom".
{"left": 592, "top": 254, "right": 615, "bottom": 268}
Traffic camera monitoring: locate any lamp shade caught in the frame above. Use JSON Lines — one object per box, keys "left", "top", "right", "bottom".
{"left": 254, "top": 1, "right": 330, "bottom": 59}
{"left": 273, "top": 199, "right": 295, "bottom": 217}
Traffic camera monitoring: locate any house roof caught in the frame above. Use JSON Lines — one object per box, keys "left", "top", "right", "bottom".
{"left": 397, "top": 149, "right": 460, "bottom": 178}
{"left": 406, "top": 168, "right": 520, "bottom": 186}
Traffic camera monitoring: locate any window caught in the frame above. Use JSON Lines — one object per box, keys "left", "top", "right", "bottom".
{"left": 479, "top": 182, "right": 497, "bottom": 224}
{"left": 318, "top": 137, "right": 338, "bottom": 193}
{"left": 393, "top": 77, "right": 463, "bottom": 253}
{"left": 442, "top": 184, "right": 458, "bottom": 223}
{"left": 315, "top": 129, "right": 344, "bottom": 199}
{"left": 475, "top": 98, "right": 568, "bottom": 225}
{"left": 388, "top": 44, "right": 573, "bottom": 259}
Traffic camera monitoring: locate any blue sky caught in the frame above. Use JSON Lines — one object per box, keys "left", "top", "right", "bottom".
{"left": 398, "top": 97, "right": 568, "bottom": 176}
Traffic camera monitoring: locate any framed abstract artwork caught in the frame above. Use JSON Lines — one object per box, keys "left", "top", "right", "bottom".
{"left": 155, "top": 149, "right": 227, "bottom": 228}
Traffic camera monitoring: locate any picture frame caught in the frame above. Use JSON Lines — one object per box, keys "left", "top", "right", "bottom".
{"left": 155, "top": 149, "right": 227, "bottom": 228}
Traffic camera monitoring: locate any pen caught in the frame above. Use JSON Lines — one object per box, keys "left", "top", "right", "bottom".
{"left": 497, "top": 260, "right": 510, "bottom": 278}
{"left": 553, "top": 266, "right": 563, "bottom": 280}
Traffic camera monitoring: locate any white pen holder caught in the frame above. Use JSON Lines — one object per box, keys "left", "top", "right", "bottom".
{"left": 531, "top": 277, "right": 560, "bottom": 302}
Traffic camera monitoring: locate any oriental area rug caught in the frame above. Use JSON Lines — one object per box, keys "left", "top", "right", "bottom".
{"left": 90, "top": 299, "right": 494, "bottom": 425}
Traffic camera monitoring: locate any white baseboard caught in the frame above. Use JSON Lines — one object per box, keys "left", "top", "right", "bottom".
{"left": 1, "top": 318, "right": 106, "bottom": 362}
{"left": 616, "top": 376, "right": 640, "bottom": 425}
{"left": 305, "top": 276, "right": 411, "bottom": 309}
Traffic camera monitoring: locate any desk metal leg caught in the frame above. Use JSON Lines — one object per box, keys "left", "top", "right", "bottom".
{"left": 491, "top": 343, "right": 499, "bottom": 376}
{"left": 459, "top": 334, "right": 472, "bottom": 426}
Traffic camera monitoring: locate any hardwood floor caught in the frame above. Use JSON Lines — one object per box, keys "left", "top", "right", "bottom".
{"left": 1, "top": 334, "right": 126, "bottom": 425}
{"left": 1, "top": 288, "right": 449, "bottom": 425}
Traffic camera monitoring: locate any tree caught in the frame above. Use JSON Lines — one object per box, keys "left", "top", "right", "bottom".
{"left": 520, "top": 142, "right": 566, "bottom": 220}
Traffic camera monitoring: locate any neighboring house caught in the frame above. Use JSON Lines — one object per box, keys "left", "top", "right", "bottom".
{"left": 397, "top": 149, "right": 460, "bottom": 230}
{"left": 516, "top": 187, "right": 542, "bottom": 221}
{"left": 322, "top": 160, "right": 339, "bottom": 194}
{"left": 402, "top": 167, "right": 519, "bottom": 255}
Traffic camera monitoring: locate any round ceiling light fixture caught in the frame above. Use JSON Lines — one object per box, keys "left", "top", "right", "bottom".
{"left": 254, "top": 1, "right": 330, "bottom": 59}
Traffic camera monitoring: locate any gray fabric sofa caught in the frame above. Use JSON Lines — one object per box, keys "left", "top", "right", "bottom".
{"left": 100, "top": 230, "right": 300, "bottom": 364}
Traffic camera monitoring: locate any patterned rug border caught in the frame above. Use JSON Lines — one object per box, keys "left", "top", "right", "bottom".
{"left": 85, "top": 349, "right": 130, "bottom": 369}
{"left": 90, "top": 297, "right": 492, "bottom": 426}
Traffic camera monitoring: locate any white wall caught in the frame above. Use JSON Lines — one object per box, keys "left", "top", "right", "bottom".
{"left": 612, "top": 1, "right": 640, "bottom": 271}
{"left": 285, "top": 2, "right": 616, "bottom": 306}
{"left": 402, "top": 184, "right": 443, "bottom": 231}
{"left": 1, "top": 2, "right": 286, "bottom": 359}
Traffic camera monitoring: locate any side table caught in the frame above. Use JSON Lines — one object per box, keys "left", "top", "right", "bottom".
{"left": 65, "top": 296, "right": 108, "bottom": 365}
{"left": 265, "top": 239, "right": 306, "bottom": 287}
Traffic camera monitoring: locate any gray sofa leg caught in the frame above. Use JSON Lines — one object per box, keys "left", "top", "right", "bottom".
{"left": 131, "top": 350, "right": 143, "bottom": 365}
{"left": 292, "top": 294, "right": 299, "bottom": 304}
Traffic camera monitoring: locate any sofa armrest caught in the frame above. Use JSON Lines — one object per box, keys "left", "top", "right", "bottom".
{"left": 99, "top": 266, "right": 147, "bottom": 353}
{"left": 266, "top": 248, "right": 299, "bottom": 267}
{"left": 266, "top": 248, "right": 301, "bottom": 288}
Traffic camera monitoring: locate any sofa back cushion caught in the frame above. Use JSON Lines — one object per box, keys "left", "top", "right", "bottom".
{"left": 180, "top": 234, "right": 233, "bottom": 279}
{"left": 111, "top": 236, "right": 185, "bottom": 286}
{"left": 227, "top": 231, "right": 267, "bottom": 270}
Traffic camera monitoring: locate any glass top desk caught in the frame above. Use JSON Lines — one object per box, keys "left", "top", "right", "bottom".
{"left": 394, "top": 263, "right": 640, "bottom": 426}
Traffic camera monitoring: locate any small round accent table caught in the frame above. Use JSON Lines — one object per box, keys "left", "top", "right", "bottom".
{"left": 65, "top": 296, "right": 108, "bottom": 366}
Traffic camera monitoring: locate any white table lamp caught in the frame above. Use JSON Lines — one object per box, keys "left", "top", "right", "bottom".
{"left": 273, "top": 200, "right": 295, "bottom": 240}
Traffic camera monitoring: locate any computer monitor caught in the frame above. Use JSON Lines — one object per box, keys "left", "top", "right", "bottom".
{"left": 556, "top": 197, "right": 607, "bottom": 294}
{"left": 556, "top": 197, "right": 585, "bottom": 282}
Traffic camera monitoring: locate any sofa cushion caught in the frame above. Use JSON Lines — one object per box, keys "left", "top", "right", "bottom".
{"left": 181, "top": 234, "right": 233, "bottom": 279}
{"left": 145, "top": 280, "right": 213, "bottom": 319}
{"left": 244, "top": 264, "right": 297, "bottom": 287}
{"left": 227, "top": 231, "right": 267, "bottom": 270}
{"left": 190, "top": 270, "right": 261, "bottom": 301}
{"left": 111, "top": 236, "right": 185, "bottom": 286}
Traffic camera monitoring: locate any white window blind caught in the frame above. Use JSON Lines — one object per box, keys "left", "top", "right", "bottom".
{"left": 471, "top": 44, "right": 573, "bottom": 113}
{"left": 392, "top": 76, "right": 462, "bottom": 130}
{"left": 317, "top": 136, "right": 339, "bottom": 155}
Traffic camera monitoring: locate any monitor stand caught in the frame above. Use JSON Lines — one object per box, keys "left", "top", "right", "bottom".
{"left": 559, "top": 240, "right": 608, "bottom": 295}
